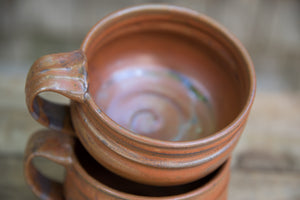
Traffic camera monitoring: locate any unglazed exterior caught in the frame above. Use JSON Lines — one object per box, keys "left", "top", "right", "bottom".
{"left": 24, "top": 130, "right": 230, "bottom": 200}
{"left": 25, "top": 5, "right": 256, "bottom": 186}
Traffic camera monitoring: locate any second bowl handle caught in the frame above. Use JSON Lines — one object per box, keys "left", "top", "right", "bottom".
{"left": 25, "top": 50, "right": 87, "bottom": 134}
{"left": 24, "top": 130, "right": 74, "bottom": 200}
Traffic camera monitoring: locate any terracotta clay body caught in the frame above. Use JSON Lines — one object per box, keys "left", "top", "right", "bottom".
{"left": 25, "top": 130, "right": 230, "bottom": 200}
{"left": 25, "top": 5, "right": 256, "bottom": 186}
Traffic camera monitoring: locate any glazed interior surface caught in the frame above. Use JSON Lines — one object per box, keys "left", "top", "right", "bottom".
{"left": 87, "top": 14, "right": 250, "bottom": 141}
{"left": 74, "top": 140, "right": 223, "bottom": 197}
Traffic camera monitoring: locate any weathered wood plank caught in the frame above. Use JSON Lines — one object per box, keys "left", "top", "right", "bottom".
{"left": 0, "top": 155, "right": 38, "bottom": 200}
{"left": 229, "top": 169, "right": 300, "bottom": 200}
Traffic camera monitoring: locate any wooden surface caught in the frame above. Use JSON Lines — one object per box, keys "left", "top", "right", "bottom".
{"left": 0, "top": 0, "right": 299, "bottom": 199}
{"left": 1, "top": 89, "right": 299, "bottom": 200}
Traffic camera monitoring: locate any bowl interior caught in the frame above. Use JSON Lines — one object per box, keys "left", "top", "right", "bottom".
{"left": 86, "top": 11, "right": 250, "bottom": 141}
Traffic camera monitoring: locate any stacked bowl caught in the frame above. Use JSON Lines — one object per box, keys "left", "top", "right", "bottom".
{"left": 24, "top": 4, "right": 255, "bottom": 200}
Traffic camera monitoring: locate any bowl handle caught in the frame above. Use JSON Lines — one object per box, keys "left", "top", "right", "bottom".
{"left": 24, "top": 130, "right": 74, "bottom": 200}
{"left": 25, "top": 50, "right": 87, "bottom": 134}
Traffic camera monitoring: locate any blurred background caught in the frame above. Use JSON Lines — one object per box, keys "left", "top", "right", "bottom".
{"left": 0, "top": 0, "right": 299, "bottom": 199}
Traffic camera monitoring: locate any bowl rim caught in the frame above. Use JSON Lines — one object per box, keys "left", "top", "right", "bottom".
{"left": 80, "top": 4, "right": 256, "bottom": 148}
